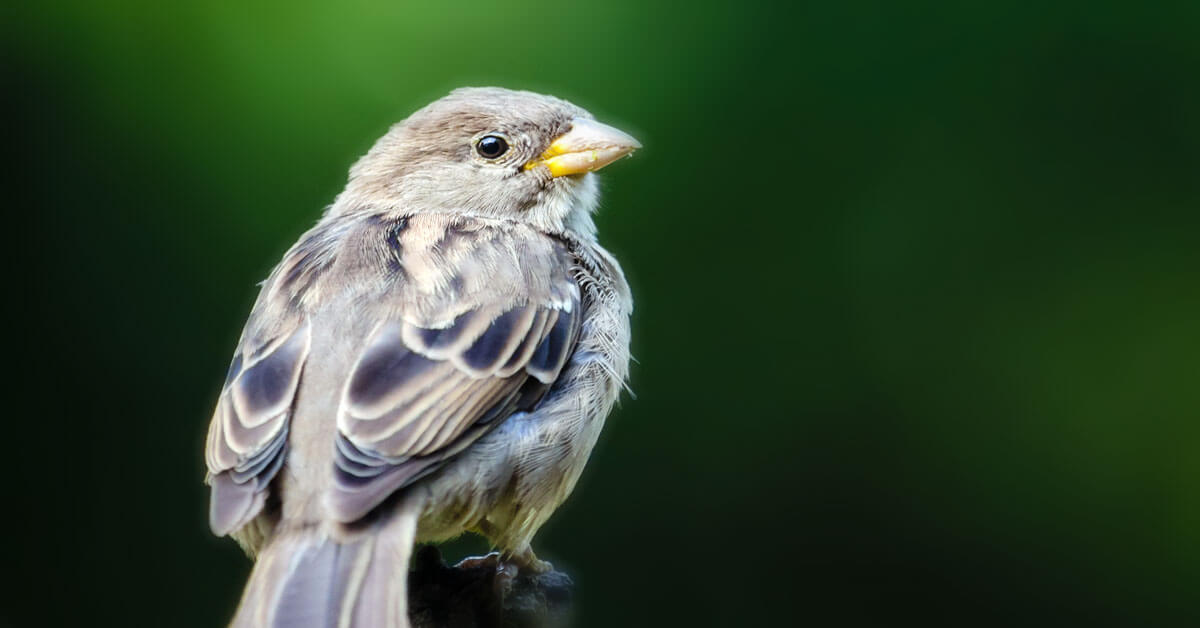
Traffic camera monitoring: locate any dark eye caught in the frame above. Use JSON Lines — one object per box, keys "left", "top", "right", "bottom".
{"left": 475, "top": 135, "right": 509, "bottom": 159}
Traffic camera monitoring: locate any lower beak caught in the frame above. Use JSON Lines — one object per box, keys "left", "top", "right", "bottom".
{"left": 525, "top": 118, "right": 642, "bottom": 177}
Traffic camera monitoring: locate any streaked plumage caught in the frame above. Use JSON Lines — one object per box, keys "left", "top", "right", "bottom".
{"left": 204, "top": 87, "right": 637, "bottom": 627}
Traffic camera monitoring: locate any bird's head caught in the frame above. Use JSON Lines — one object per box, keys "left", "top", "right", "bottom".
{"left": 338, "top": 87, "right": 640, "bottom": 237}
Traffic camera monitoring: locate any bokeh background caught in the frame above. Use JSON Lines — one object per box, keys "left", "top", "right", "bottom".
{"left": 8, "top": 1, "right": 1200, "bottom": 626}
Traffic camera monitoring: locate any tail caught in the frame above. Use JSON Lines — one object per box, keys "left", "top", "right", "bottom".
{"left": 230, "top": 506, "right": 420, "bottom": 628}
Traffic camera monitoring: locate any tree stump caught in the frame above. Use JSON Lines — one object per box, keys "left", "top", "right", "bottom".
{"left": 408, "top": 545, "right": 574, "bottom": 628}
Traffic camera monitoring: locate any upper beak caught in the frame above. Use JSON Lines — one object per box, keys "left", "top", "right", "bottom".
{"left": 525, "top": 117, "right": 642, "bottom": 177}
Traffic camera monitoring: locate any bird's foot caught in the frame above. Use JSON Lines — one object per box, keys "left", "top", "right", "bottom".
{"left": 454, "top": 548, "right": 553, "bottom": 576}
{"left": 504, "top": 547, "right": 555, "bottom": 575}
{"left": 454, "top": 551, "right": 504, "bottom": 572}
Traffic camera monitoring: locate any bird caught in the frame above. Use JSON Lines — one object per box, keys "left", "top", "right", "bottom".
{"left": 204, "top": 87, "right": 638, "bottom": 627}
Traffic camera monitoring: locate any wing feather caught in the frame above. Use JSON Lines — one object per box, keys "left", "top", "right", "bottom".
{"left": 332, "top": 299, "right": 579, "bottom": 523}
{"left": 205, "top": 322, "right": 310, "bottom": 536}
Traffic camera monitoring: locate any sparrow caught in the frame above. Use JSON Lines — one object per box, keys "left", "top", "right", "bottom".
{"left": 204, "top": 87, "right": 638, "bottom": 627}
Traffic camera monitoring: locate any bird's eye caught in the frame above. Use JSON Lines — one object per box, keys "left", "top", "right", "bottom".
{"left": 475, "top": 135, "right": 509, "bottom": 159}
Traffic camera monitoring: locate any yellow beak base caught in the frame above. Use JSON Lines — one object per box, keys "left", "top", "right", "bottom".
{"left": 525, "top": 117, "right": 641, "bottom": 177}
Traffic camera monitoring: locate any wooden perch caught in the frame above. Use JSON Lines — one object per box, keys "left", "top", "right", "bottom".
{"left": 408, "top": 545, "right": 574, "bottom": 628}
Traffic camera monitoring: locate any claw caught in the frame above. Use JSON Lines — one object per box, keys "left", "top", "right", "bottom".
{"left": 453, "top": 551, "right": 503, "bottom": 571}
{"left": 455, "top": 548, "right": 554, "bottom": 575}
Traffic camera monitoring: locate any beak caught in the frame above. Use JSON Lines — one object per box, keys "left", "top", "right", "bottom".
{"left": 525, "top": 117, "right": 642, "bottom": 177}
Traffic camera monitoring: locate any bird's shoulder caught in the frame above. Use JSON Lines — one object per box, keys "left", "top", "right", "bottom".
{"left": 249, "top": 211, "right": 576, "bottom": 327}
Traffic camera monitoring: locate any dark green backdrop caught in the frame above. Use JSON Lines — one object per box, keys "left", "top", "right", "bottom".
{"left": 8, "top": 1, "right": 1200, "bottom": 626}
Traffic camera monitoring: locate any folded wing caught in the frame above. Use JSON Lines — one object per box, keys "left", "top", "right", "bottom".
{"left": 206, "top": 322, "right": 310, "bottom": 535}
{"left": 332, "top": 297, "right": 580, "bottom": 522}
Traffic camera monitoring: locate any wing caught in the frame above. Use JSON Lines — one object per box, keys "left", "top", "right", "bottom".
{"left": 204, "top": 219, "right": 338, "bottom": 536}
{"left": 206, "top": 212, "right": 583, "bottom": 529}
{"left": 329, "top": 216, "right": 583, "bottom": 523}
{"left": 205, "top": 322, "right": 310, "bottom": 535}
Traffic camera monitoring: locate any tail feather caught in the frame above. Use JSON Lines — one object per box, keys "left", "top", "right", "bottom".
{"left": 230, "top": 506, "right": 419, "bottom": 628}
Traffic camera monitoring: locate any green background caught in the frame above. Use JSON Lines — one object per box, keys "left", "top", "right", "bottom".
{"left": 8, "top": 1, "right": 1200, "bottom": 626}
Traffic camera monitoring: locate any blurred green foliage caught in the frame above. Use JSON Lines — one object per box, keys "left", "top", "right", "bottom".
{"left": 8, "top": 1, "right": 1200, "bottom": 626}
